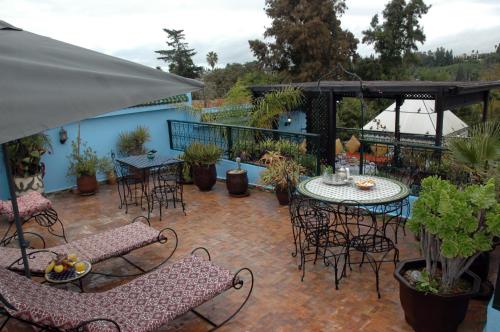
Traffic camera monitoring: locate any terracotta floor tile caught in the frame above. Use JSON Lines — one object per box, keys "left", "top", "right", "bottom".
{"left": 0, "top": 182, "right": 496, "bottom": 331}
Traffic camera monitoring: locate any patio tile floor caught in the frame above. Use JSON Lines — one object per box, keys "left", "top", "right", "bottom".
{"left": 2, "top": 182, "right": 496, "bottom": 332}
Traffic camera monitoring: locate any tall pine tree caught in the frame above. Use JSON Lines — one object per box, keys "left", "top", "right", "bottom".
{"left": 362, "top": 0, "right": 430, "bottom": 79}
{"left": 249, "top": 0, "right": 358, "bottom": 82}
{"left": 156, "top": 29, "right": 202, "bottom": 78}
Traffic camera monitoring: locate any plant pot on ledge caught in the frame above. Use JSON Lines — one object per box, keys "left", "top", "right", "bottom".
{"left": 394, "top": 259, "right": 480, "bottom": 332}
{"left": 77, "top": 174, "right": 98, "bottom": 195}
{"left": 193, "top": 164, "right": 217, "bottom": 191}
{"left": 226, "top": 169, "right": 249, "bottom": 197}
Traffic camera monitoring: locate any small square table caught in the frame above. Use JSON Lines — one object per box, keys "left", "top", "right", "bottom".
{"left": 115, "top": 155, "right": 183, "bottom": 217}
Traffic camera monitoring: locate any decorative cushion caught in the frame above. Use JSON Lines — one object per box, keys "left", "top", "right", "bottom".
{"left": 335, "top": 138, "right": 344, "bottom": 155}
{"left": 0, "top": 254, "right": 235, "bottom": 332}
{"left": 344, "top": 135, "right": 361, "bottom": 153}
{"left": 0, "top": 221, "right": 161, "bottom": 273}
{"left": 0, "top": 191, "right": 52, "bottom": 222}
{"left": 370, "top": 144, "right": 389, "bottom": 157}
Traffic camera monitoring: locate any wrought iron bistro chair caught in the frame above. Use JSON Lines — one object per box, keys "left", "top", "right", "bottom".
{"left": 112, "top": 157, "right": 145, "bottom": 214}
{"left": 335, "top": 200, "right": 399, "bottom": 298}
{"left": 0, "top": 191, "right": 67, "bottom": 248}
{"left": 150, "top": 162, "right": 186, "bottom": 220}
{"left": 293, "top": 197, "right": 348, "bottom": 289}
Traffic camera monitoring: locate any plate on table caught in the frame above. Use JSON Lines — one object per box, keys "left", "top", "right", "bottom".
{"left": 355, "top": 179, "right": 376, "bottom": 190}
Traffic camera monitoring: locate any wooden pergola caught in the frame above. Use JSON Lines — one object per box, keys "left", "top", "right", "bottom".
{"left": 251, "top": 80, "right": 500, "bottom": 166}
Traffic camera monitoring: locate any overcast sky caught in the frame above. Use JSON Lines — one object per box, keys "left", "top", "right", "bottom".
{"left": 1, "top": 0, "right": 499, "bottom": 69}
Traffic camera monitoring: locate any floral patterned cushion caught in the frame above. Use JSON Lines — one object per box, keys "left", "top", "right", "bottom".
{"left": 0, "top": 221, "right": 162, "bottom": 273}
{"left": 0, "top": 191, "right": 52, "bottom": 222}
{"left": 0, "top": 254, "right": 235, "bottom": 332}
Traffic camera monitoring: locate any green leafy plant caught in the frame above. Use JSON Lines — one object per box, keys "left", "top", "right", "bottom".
{"left": 415, "top": 270, "right": 439, "bottom": 294}
{"left": 447, "top": 121, "right": 499, "bottom": 184}
{"left": 117, "top": 125, "right": 151, "bottom": 156}
{"left": 182, "top": 142, "right": 223, "bottom": 166}
{"left": 260, "top": 156, "right": 304, "bottom": 190}
{"left": 408, "top": 176, "right": 500, "bottom": 293}
{"left": 67, "top": 141, "right": 107, "bottom": 177}
{"left": 7, "top": 133, "right": 52, "bottom": 177}
{"left": 250, "top": 87, "right": 303, "bottom": 129}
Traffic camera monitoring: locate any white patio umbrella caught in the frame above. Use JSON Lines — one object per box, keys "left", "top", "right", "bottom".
{"left": 0, "top": 20, "right": 203, "bottom": 277}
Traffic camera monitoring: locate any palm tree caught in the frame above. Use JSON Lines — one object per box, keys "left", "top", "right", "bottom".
{"left": 206, "top": 51, "right": 218, "bottom": 70}
{"left": 447, "top": 121, "right": 499, "bottom": 183}
{"left": 250, "top": 87, "right": 303, "bottom": 129}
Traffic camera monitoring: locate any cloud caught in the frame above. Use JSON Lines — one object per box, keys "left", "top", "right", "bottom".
{"left": 1, "top": 0, "right": 499, "bottom": 68}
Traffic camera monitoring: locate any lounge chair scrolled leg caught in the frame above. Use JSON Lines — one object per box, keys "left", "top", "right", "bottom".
{"left": 131, "top": 215, "right": 151, "bottom": 226}
{"left": 71, "top": 318, "right": 121, "bottom": 332}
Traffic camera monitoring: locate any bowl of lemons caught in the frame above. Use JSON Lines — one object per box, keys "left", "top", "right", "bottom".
{"left": 45, "top": 253, "right": 89, "bottom": 281}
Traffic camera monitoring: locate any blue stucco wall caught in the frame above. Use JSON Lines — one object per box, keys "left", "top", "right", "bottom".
{"left": 0, "top": 97, "right": 269, "bottom": 199}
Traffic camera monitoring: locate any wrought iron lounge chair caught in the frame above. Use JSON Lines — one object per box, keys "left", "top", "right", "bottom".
{"left": 0, "top": 247, "right": 253, "bottom": 331}
{"left": 1, "top": 216, "right": 177, "bottom": 278}
{"left": 0, "top": 191, "right": 67, "bottom": 247}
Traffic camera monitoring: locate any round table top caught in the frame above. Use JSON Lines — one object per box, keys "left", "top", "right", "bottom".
{"left": 297, "top": 175, "right": 410, "bottom": 205}
{"left": 45, "top": 261, "right": 91, "bottom": 284}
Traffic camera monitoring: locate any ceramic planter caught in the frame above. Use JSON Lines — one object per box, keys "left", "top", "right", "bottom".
{"left": 192, "top": 164, "right": 217, "bottom": 191}
{"left": 275, "top": 187, "right": 289, "bottom": 205}
{"left": 394, "top": 258, "right": 480, "bottom": 332}
{"left": 226, "top": 169, "right": 249, "bottom": 197}
{"left": 14, "top": 173, "right": 44, "bottom": 195}
{"left": 77, "top": 174, "right": 98, "bottom": 195}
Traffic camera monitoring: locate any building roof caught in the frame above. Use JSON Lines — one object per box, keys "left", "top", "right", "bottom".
{"left": 251, "top": 80, "right": 500, "bottom": 99}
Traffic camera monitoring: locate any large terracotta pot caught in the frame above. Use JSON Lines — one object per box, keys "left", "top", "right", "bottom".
{"left": 192, "top": 164, "right": 217, "bottom": 191}
{"left": 77, "top": 174, "right": 98, "bottom": 195}
{"left": 14, "top": 173, "right": 44, "bottom": 195}
{"left": 226, "top": 170, "right": 249, "bottom": 197}
{"left": 394, "top": 259, "right": 480, "bottom": 332}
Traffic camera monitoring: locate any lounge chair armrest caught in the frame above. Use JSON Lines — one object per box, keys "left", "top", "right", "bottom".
{"left": 7, "top": 249, "right": 59, "bottom": 270}
{"left": 191, "top": 247, "right": 211, "bottom": 261}
{"left": 131, "top": 215, "right": 151, "bottom": 226}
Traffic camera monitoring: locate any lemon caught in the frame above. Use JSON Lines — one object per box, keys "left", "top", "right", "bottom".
{"left": 75, "top": 262, "right": 86, "bottom": 273}
{"left": 45, "top": 260, "right": 55, "bottom": 274}
{"left": 68, "top": 254, "right": 78, "bottom": 262}
{"left": 53, "top": 264, "right": 64, "bottom": 273}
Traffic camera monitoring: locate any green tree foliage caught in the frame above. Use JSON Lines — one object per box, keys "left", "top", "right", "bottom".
{"left": 251, "top": 87, "right": 304, "bottom": 129}
{"left": 362, "top": 0, "right": 430, "bottom": 79}
{"left": 155, "top": 29, "right": 202, "bottom": 78}
{"left": 249, "top": 0, "right": 358, "bottom": 81}
{"left": 206, "top": 51, "right": 218, "bottom": 70}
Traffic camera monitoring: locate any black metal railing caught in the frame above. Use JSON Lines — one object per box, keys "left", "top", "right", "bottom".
{"left": 167, "top": 120, "right": 322, "bottom": 175}
{"left": 336, "top": 127, "right": 468, "bottom": 194}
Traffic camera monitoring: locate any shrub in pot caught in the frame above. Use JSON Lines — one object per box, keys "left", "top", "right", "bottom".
{"left": 116, "top": 125, "right": 151, "bottom": 156}
{"left": 395, "top": 176, "right": 500, "bottom": 332}
{"left": 182, "top": 142, "right": 222, "bottom": 191}
{"left": 226, "top": 157, "right": 249, "bottom": 197}
{"left": 178, "top": 152, "right": 194, "bottom": 184}
{"left": 6, "top": 133, "right": 52, "bottom": 195}
{"left": 260, "top": 154, "right": 303, "bottom": 205}
{"left": 67, "top": 141, "right": 107, "bottom": 195}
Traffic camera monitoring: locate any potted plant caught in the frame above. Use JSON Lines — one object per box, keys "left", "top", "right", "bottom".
{"left": 394, "top": 176, "right": 500, "bottom": 332}
{"left": 67, "top": 140, "right": 107, "bottom": 195}
{"left": 260, "top": 155, "right": 303, "bottom": 205}
{"left": 117, "top": 125, "right": 151, "bottom": 156}
{"left": 226, "top": 157, "right": 249, "bottom": 197}
{"left": 6, "top": 133, "right": 52, "bottom": 195}
{"left": 178, "top": 152, "right": 194, "bottom": 184}
{"left": 100, "top": 157, "right": 116, "bottom": 185}
{"left": 182, "top": 142, "right": 223, "bottom": 191}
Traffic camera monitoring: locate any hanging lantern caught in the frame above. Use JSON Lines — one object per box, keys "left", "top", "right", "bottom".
{"left": 59, "top": 127, "right": 68, "bottom": 144}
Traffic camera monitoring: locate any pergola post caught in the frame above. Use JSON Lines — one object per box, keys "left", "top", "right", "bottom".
{"left": 434, "top": 93, "right": 445, "bottom": 147}
{"left": 327, "top": 91, "right": 336, "bottom": 168}
{"left": 482, "top": 91, "right": 490, "bottom": 122}
{"left": 394, "top": 97, "right": 403, "bottom": 166}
